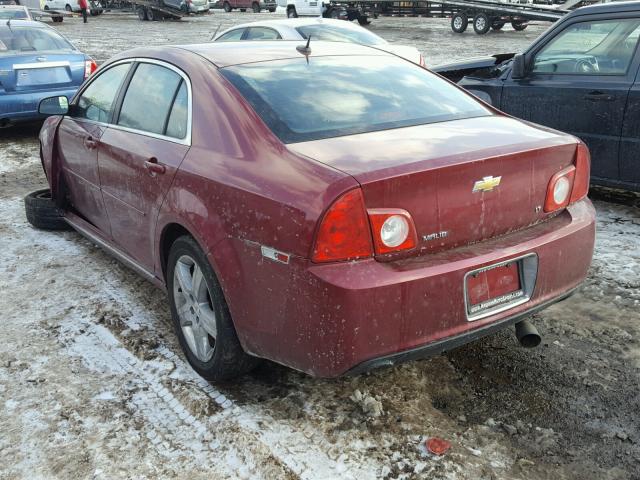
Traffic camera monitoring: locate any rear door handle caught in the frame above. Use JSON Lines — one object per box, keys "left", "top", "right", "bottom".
{"left": 84, "top": 136, "right": 98, "bottom": 149}
{"left": 584, "top": 91, "right": 615, "bottom": 101}
{"left": 144, "top": 157, "right": 166, "bottom": 175}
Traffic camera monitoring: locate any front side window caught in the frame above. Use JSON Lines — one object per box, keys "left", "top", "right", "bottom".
{"left": 216, "top": 29, "right": 245, "bottom": 42}
{"left": 117, "top": 63, "right": 183, "bottom": 136}
{"left": 532, "top": 18, "right": 640, "bottom": 75}
{"left": 75, "top": 63, "right": 130, "bottom": 123}
{"left": 245, "top": 27, "right": 281, "bottom": 40}
{"left": 295, "top": 24, "right": 386, "bottom": 46}
{"left": 221, "top": 56, "right": 490, "bottom": 143}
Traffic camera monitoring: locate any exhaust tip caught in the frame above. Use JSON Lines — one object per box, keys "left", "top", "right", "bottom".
{"left": 515, "top": 320, "right": 541, "bottom": 348}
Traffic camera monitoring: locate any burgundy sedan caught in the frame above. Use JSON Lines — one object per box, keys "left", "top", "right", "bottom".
{"left": 30, "top": 41, "right": 595, "bottom": 381}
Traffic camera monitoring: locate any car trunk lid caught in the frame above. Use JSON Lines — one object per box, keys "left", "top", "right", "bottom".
{"left": 288, "top": 116, "right": 578, "bottom": 256}
{"left": 0, "top": 52, "right": 85, "bottom": 94}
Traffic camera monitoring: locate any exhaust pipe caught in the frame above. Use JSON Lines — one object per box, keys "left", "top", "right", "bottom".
{"left": 515, "top": 320, "right": 541, "bottom": 348}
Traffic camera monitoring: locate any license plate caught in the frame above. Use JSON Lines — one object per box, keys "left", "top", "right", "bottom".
{"left": 466, "top": 260, "right": 525, "bottom": 318}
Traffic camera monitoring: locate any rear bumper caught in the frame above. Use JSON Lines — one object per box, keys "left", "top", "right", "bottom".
{"left": 0, "top": 87, "right": 79, "bottom": 124}
{"left": 235, "top": 199, "right": 595, "bottom": 377}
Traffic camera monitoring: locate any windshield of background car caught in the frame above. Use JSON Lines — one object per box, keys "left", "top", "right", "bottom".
{"left": 0, "top": 26, "right": 74, "bottom": 54}
{"left": 295, "top": 24, "right": 386, "bottom": 45}
{"left": 221, "top": 56, "right": 491, "bottom": 143}
{"left": 0, "top": 9, "right": 28, "bottom": 19}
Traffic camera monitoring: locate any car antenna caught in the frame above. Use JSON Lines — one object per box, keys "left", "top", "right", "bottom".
{"left": 209, "top": 24, "right": 221, "bottom": 41}
{"left": 296, "top": 35, "right": 311, "bottom": 57}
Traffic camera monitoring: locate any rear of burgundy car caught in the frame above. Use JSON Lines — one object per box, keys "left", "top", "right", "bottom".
{"left": 217, "top": 52, "right": 595, "bottom": 377}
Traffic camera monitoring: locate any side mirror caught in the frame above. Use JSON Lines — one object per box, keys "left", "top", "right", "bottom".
{"left": 38, "top": 96, "right": 69, "bottom": 116}
{"left": 511, "top": 54, "right": 527, "bottom": 79}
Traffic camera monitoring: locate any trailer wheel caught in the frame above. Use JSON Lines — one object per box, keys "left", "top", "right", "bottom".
{"left": 491, "top": 21, "right": 505, "bottom": 30}
{"left": 147, "top": 8, "right": 158, "bottom": 20}
{"left": 512, "top": 20, "right": 528, "bottom": 31}
{"left": 52, "top": 15, "right": 63, "bottom": 22}
{"left": 357, "top": 15, "right": 370, "bottom": 25}
{"left": 137, "top": 6, "right": 148, "bottom": 20}
{"left": 222, "top": 1, "right": 231, "bottom": 11}
{"left": 268, "top": 7, "right": 275, "bottom": 12}
{"left": 251, "top": 2, "right": 260, "bottom": 12}
{"left": 287, "top": 6, "right": 297, "bottom": 17}
{"left": 451, "top": 12, "right": 468, "bottom": 33}
{"left": 473, "top": 13, "right": 490, "bottom": 34}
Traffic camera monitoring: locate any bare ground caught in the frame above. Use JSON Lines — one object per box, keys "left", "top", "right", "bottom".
{"left": 0, "top": 12, "right": 639, "bottom": 480}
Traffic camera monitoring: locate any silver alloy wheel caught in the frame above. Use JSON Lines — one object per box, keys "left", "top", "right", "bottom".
{"left": 173, "top": 255, "right": 217, "bottom": 362}
{"left": 476, "top": 17, "right": 486, "bottom": 30}
{"left": 453, "top": 16, "right": 463, "bottom": 29}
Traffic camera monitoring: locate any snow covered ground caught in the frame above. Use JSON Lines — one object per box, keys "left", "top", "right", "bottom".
{"left": 0, "top": 13, "right": 639, "bottom": 480}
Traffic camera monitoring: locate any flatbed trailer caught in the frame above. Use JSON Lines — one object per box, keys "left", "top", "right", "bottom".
{"left": 129, "top": 0, "right": 189, "bottom": 20}
{"left": 338, "top": 0, "right": 569, "bottom": 32}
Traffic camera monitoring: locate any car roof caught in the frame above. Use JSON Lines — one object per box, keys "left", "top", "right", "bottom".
{"left": 221, "top": 17, "right": 368, "bottom": 32}
{"left": 171, "top": 40, "right": 390, "bottom": 67}
{"left": 569, "top": 0, "right": 640, "bottom": 16}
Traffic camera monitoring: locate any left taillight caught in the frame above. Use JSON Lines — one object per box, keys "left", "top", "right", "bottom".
{"left": 84, "top": 59, "right": 98, "bottom": 79}
{"left": 543, "top": 142, "right": 591, "bottom": 213}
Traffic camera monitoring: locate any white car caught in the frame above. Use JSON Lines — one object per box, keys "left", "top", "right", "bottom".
{"left": 42, "top": 0, "right": 81, "bottom": 13}
{"left": 213, "top": 18, "right": 425, "bottom": 66}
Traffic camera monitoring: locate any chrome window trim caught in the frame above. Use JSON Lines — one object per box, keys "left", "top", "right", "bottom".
{"left": 72, "top": 57, "right": 193, "bottom": 147}
{"left": 13, "top": 60, "right": 71, "bottom": 69}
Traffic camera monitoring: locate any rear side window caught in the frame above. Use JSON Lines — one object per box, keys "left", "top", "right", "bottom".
{"left": 221, "top": 56, "right": 490, "bottom": 143}
{"left": 245, "top": 27, "right": 281, "bottom": 40}
{"left": 165, "top": 81, "right": 188, "bottom": 139}
{"left": 117, "top": 63, "right": 183, "bottom": 136}
{"left": 295, "top": 24, "right": 386, "bottom": 46}
{"left": 75, "top": 63, "right": 130, "bottom": 123}
{"left": 216, "top": 29, "right": 245, "bottom": 42}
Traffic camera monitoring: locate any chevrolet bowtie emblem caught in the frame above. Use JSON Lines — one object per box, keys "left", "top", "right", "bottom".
{"left": 472, "top": 176, "right": 502, "bottom": 193}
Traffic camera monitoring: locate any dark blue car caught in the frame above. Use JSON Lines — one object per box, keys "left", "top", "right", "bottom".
{"left": 0, "top": 20, "right": 96, "bottom": 127}
{"left": 434, "top": 2, "right": 640, "bottom": 192}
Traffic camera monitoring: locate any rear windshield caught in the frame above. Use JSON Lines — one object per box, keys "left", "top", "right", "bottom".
{"left": 0, "top": 9, "right": 28, "bottom": 19}
{"left": 295, "top": 24, "right": 386, "bottom": 46}
{"left": 221, "top": 56, "right": 491, "bottom": 143}
{"left": 0, "top": 26, "right": 74, "bottom": 54}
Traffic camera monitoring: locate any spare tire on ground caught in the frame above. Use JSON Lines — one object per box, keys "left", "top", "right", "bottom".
{"left": 24, "top": 189, "right": 70, "bottom": 231}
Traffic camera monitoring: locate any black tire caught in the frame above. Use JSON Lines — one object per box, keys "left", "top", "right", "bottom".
{"left": 286, "top": 6, "right": 297, "bottom": 17}
{"left": 147, "top": 8, "right": 158, "bottom": 20}
{"left": 239, "top": 8, "right": 246, "bottom": 11}
{"left": 451, "top": 12, "right": 468, "bottom": 33}
{"left": 223, "top": 1, "right": 231, "bottom": 11}
{"left": 357, "top": 15, "right": 370, "bottom": 25}
{"left": 251, "top": 1, "right": 260, "bottom": 12}
{"left": 473, "top": 13, "right": 490, "bottom": 34}
{"left": 52, "top": 16, "right": 63, "bottom": 22}
{"left": 512, "top": 20, "right": 528, "bottom": 31}
{"left": 329, "top": 8, "right": 340, "bottom": 18}
{"left": 137, "top": 6, "right": 148, "bottom": 20}
{"left": 268, "top": 7, "right": 275, "bottom": 12}
{"left": 64, "top": 3, "right": 72, "bottom": 11}
{"left": 24, "top": 189, "right": 70, "bottom": 231}
{"left": 491, "top": 20, "right": 505, "bottom": 30}
{"left": 167, "top": 236, "right": 259, "bottom": 382}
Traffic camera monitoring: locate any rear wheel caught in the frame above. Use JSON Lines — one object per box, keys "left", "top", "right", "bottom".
{"left": 167, "top": 236, "right": 259, "bottom": 382}
{"left": 137, "top": 6, "right": 148, "bottom": 20}
{"left": 329, "top": 8, "right": 340, "bottom": 18}
{"left": 268, "top": 7, "right": 275, "bottom": 12}
{"left": 512, "top": 20, "right": 528, "bottom": 31}
{"left": 24, "top": 189, "right": 70, "bottom": 231}
{"left": 52, "top": 15, "right": 63, "bottom": 22}
{"left": 223, "top": 1, "right": 231, "bottom": 11}
{"left": 491, "top": 20, "right": 505, "bottom": 30}
{"left": 147, "top": 7, "right": 158, "bottom": 20}
{"left": 64, "top": 4, "right": 72, "bottom": 11}
{"left": 473, "top": 13, "right": 490, "bottom": 34}
{"left": 357, "top": 14, "right": 370, "bottom": 25}
{"left": 251, "top": 1, "right": 260, "bottom": 12}
{"left": 451, "top": 12, "right": 468, "bottom": 33}
{"left": 287, "top": 6, "right": 297, "bottom": 17}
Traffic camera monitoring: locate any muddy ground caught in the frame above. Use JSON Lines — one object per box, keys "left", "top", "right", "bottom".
{"left": 1, "top": 11, "right": 639, "bottom": 480}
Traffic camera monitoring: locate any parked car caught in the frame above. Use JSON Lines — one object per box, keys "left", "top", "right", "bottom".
{"left": 0, "top": 4, "right": 32, "bottom": 18}
{"left": 162, "top": 0, "right": 209, "bottom": 13}
{"left": 42, "top": 0, "right": 80, "bottom": 12}
{"left": 0, "top": 20, "right": 97, "bottom": 127}
{"left": 434, "top": 1, "right": 640, "bottom": 192}
{"left": 30, "top": 41, "right": 595, "bottom": 381}
{"left": 277, "top": 0, "right": 369, "bottom": 24}
{"left": 214, "top": 18, "right": 425, "bottom": 66}
{"left": 220, "top": 0, "right": 276, "bottom": 13}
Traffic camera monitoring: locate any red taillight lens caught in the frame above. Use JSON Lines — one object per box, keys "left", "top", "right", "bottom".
{"left": 84, "top": 59, "right": 97, "bottom": 79}
{"left": 570, "top": 143, "right": 590, "bottom": 203}
{"left": 311, "top": 189, "right": 373, "bottom": 263}
{"left": 367, "top": 209, "right": 417, "bottom": 255}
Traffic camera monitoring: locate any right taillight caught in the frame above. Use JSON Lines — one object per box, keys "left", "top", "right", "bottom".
{"left": 367, "top": 209, "right": 417, "bottom": 255}
{"left": 544, "top": 143, "right": 591, "bottom": 213}
{"left": 311, "top": 189, "right": 373, "bottom": 263}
